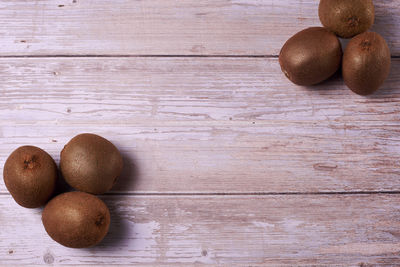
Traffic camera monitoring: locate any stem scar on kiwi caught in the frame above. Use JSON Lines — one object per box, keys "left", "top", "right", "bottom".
{"left": 22, "top": 154, "right": 42, "bottom": 170}
{"left": 318, "top": 0, "right": 375, "bottom": 39}
{"left": 342, "top": 31, "right": 391, "bottom": 95}
{"left": 3, "top": 146, "right": 57, "bottom": 208}
{"left": 42, "top": 191, "right": 110, "bottom": 248}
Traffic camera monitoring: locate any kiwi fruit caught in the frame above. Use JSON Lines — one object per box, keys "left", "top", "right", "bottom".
{"left": 3, "top": 146, "right": 57, "bottom": 208}
{"left": 319, "top": 0, "right": 375, "bottom": 39}
{"left": 60, "top": 133, "right": 123, "bottom": 194}
{"left": 343, "top": 32, "right": 391, "bottom": 95}
{"left": 279, "top": 27, "right": 342, "bottom": 86}
{"left": 42, "top": 191, "right": 110, "bottom": 248}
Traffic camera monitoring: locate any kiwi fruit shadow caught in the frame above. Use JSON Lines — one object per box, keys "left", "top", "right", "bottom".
{"left": 368, "top": 7, "right": 397, "bottom": 99}
{"left": 363, "top": 79, "right": 396, "bottom": 99}
{"left": 52, "top": 169, "right": 73, "bottom": 196}
{"left": 371, "top": 4, "right": 398, "bottom": 56}
{"left": 87, "top": 150, "right": 139, "bottom": 250}
{"left": 301, "top": 68, "right": 343, "bottom": 93}
{"left": 85, "top": 196, "right": 133, "bottom": 251}
{"left": 112, "top": 150, "right": 140, "bottom": 193}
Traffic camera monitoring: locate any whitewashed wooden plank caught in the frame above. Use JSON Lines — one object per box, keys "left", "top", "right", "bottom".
{"left": 0, "top": 57, "right": 399, "bottom": 193}
{"left": 0, "top": 0, "right": 398, "bottom": 56}
{"left": 0, "top": 194, "right": 399, "bottom": 265}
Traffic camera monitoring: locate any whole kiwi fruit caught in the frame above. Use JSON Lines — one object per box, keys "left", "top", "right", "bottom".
{"left": 60, "top": 133, "right": 123, "bottom": 194}
{"left": 279, "top": 27, "right": 342, "bottom": 86}
{"left": 3, "top": 146, "right": 57, "bottom": 208}
{"left": 343, "top": 32, "right": 391, "bottom": 95}
{"left": 42, "top": 191, "right": 110, "bottom": 248}
{"left": 319, "top": 0, "right": 375, "bottom": 39}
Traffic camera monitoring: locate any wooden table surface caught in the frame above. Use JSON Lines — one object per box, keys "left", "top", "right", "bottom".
{"left": 0, "top": 0, "right": 399, "bottom": 266}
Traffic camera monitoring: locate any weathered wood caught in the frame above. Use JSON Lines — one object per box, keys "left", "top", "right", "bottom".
{"left": 0, "top": 0, "right": 398, "bottom": 56}
{"left": 0, "top": 57, "right": 399, "bottom": 193}
{"left": 1, "top": 194, "right": 399, "bottom": 265}
{"left": 0, "top": 1, "right": 399, "bottom": 266}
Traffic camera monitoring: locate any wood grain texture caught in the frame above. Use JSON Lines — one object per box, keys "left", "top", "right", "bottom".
{"left": 0, "top": 57, "right": 399, "bottom": 193}
{"left": 1, "top": 194, "right": 400, "bottom": 266}
{"left": 0, "top": 0, "right": 398, "bottom": 56}
{"left": 1, "top": 1, "right": 399, "bottom": 265}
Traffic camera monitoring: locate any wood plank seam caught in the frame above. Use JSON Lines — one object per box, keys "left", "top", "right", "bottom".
{"left": 2, "top": 192, "right": 400, "bottom": 196}
{"left": 0, "top": 55, "right": 397, "bottom": 58}
{"left": 0, "top": 57, "right": 399, "bottom": 193}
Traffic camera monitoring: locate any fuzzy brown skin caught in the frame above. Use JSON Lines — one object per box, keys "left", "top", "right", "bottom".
{"left": 319, "top": 0, "right": 375, "bottom": 39}
{"left": 60, "top": 133, "right": 123, "bottom": 194}
{"left": 42, "top": 191, "right": 110, "bottom": 248}
{"left": 3, "top": 146, "right": 57, "bottom": 208}
{"left": 279, "top": 27, "right": 342, "bottom": 86}
{"left": 343, "top": 32, "right": 391, "bottom": 96}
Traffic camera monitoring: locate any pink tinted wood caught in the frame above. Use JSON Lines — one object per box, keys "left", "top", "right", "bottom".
{"left": 0, "top": 0, "right": 398, "bottom": 56}
{"left": 0, "top": 58, "right": 399, "bottom": 193}
{"left": 0, "top": 0, "right": 399, "bottom": 265}
{"left": 1, "top": 195, "right": 400, "bottom": 265}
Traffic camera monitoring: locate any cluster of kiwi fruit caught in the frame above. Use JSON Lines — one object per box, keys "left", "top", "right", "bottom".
{"left": 3, "top": 133, "right": 123, "bottom": 248}
{"left": 279, "top": 0, "right": 391, "bottom": 95}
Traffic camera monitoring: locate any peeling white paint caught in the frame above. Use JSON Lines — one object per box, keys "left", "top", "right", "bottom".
{"left": 252, "top": 221, "right": 275, "bottom": 229}
{"left": 171, "top": 224, "right": 190, "bottom": 233}
{"left": 132, "top": 221, "right": 160, "bottom": 250}
{"left": 321, "top": 243, "right": 400, "bottom": 255}
{"left": 283, "top": 218, "right": 304, "bottom": 231}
